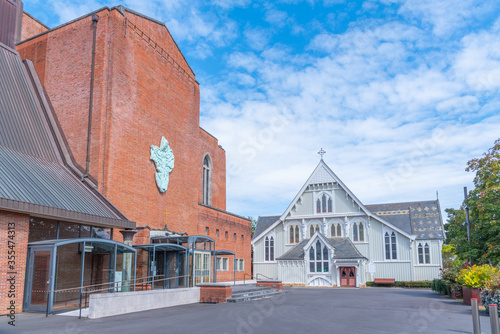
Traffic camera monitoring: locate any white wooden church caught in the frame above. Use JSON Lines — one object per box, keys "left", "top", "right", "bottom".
{"left": 252, "top": 158, "right": 445, "bottom": 287}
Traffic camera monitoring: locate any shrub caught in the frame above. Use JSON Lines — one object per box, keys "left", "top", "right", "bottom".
{"left": 457, "top": 264, "right": 499, "bottom": 288}
{"left": 481, "top": 289, "right": 500, "bottom": 316}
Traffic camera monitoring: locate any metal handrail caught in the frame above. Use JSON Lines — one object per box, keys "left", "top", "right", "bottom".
{"left": 256, "top": 273, "right": 273, "bottom": 281}
{"left": 243, "top": 272, "right": 256, "bottom": 285}
{"left": 45, "top": 274, "right": 190, "bottom": 318}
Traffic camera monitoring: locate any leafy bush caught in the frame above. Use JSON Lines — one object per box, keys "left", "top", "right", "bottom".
{"left": 432, "top": 279, "right": 450, "bottom": 294}
{"left": 367, "top": 281, "right": 431, "bottom": 288}
{"left": 481, "top": 289, "right": 500, "bottom": 316}
{"left": 457, "top": 264, "right": 499, "bottom": 288}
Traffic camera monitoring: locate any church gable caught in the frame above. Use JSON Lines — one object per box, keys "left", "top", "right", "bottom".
{"left": 282, "top": 160, "right": 369, "bottom": 219}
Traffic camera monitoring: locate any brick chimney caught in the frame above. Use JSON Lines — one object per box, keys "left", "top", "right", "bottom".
{"left": 0, "top": 0, "right": 23, "bottom": 48}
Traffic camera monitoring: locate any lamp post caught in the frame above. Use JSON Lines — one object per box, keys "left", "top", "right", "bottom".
{"left": 464, "top": 186, "right": 472, "bottom": 266}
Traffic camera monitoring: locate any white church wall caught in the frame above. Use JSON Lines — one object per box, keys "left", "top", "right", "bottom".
{"left": 414, "top": 266, "right": 441, "bottom": 281}
{"left": 368, "top": 218, "right": 385, "bottom": 262}
{"left": 253, "top": 263, "right": 279, "bottom": 280}
{"left": 372, "top": 261, "right": 412, "bottom": 281}
{"left": 334, "top": 188, "right": 358, "bottom": 213}
{"left": 354, "top": 243, "right": 369, "bottom": 258}
{"left": 278, "top": 261, "right": 306, "bottom": 284}
{"left": 292, "top": 191, "right": 313, "bottom": 216}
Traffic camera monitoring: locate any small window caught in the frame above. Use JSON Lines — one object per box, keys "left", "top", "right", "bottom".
{"left": 309, "top": 224, "right": 320, "bottom": 237}
{"left": 316, "top": 193, "right": 333, "bottom": 213}
{"left": 216, "top": 229, "right": 219, "bottom": 237}
{"left": 234, "top": 233, "right": 236, "bottom": 241}
{"left": 217, "top": 257, "right": 229, "bottom": 271}
{"left": 289, "top": 225, "right": 300, "bottom": 244}
{"left": 308, "top": 240, "right": 329, "bottom": 273}
{"left": 205, "top": 227, "right": 209, "bottom": 236}
{"left": 265, "top": 236, "right": 274, "bottom": 261}
{"left": 385, "top": 230, "right": 397, "bottom": 260}
{"left": 353, "top": 223, "right": 358, "bottom": 242}
{"left": 241, "top": 235, "right": 244, "bottom": 242}
{"left": 418, "top": 242, "right": 431, "bottom": 264}
{"left": 331, "top": 223, "right": 342, "bottom": 237}
{"left": 352, "top": 222, "right": 364, "bottom": 242}
{"left": 225, "top": 231, "right": 228, "bottom": 239}
{"left": 234, "top": 259, "right": 244, "bottom": 271}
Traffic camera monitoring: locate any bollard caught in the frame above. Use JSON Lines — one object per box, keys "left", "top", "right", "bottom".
{"left": 490, "top": 304, "right": 500, "bottom": 334}
{"left": 472, "top": 299, "right": 481, "bottom": 334}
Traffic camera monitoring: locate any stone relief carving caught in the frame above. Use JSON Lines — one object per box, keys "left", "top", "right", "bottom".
{"left": 150, "top": 136, "right": 175, "bottom": 193}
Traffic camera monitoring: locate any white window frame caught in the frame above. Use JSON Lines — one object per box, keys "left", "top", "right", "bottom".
{"left": 216, "top": 257, "right": 229, "bottom": 271}
{"left": 264, "top": 234, "right": 275, "bottom": 262}
{"left": 308, "top": 224, "right": 320, "bottom": 238}
{"left": 330, "top": 223, "right": 343, "bottom": 237}
{"left": 315, "top": 192, "right": 333, "bottom": 214}
{"left": 417, "top": 242, "right": 431, "bottom": 264}
{"left": 234, "top": 258, "right": 244, "bottom": 271}
{"left": 289, "top": 224, "right": 300, "bottom": 244}
{"left": 307, "top": 239, "right": 330, "bottom": 274}
{"left": 352, "top": 221, "right": 365, "bottom": 242}
{"left": 383, "top": 228, "right": 398, "bottom": 261}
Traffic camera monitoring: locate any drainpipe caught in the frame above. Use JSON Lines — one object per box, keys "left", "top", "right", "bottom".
{"left": 82, "top": 13, "right": 99, "bottom": 180}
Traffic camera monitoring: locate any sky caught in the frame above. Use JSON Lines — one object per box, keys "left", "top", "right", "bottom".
{"left": 23, "top": 0, "right": 500, "bottom": 221}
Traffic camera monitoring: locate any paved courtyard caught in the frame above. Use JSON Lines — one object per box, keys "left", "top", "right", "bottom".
{"left": 0, "top": 287, "right": 493, "bottom": 334}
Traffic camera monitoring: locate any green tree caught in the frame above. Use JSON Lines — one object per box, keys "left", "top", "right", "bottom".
{"left": 248, "top": 216, "right": 257, "bottom": 235}
{"left": 446, "top": 139, "right": 500, "bottom": 265}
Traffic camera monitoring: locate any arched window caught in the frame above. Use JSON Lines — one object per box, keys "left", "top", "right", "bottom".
{"left": 352, "top": 222, "right": 365, "bottom": 242}
{"left": 316, "top": 193, "right": 333, "bottom": 213}
{"left": 330, "top": 223, "right": 342, "bottom": 237}
{"left": 418, "top": 242, "right": 431, "bottom": 264}
{"left": 202, "top": 155, "right": 212, "bottom": 205}
{"left": 384, "top": 231, "right": 397, "bottom": 260}
{"left": 309, "top": 224, "right": 320, "bottom": 237}
{"left": 289, "top": 225, "right": 300, "bottom": 244}
{"left": 309, "top": 240, "right": 329, "bottom": 273}
{"left": 265, "top": 236, "right": 274, "bottom": 261}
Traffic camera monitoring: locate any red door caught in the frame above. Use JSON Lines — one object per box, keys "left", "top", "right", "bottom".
{"left": 340, "top": 267, "right": 356, "bottom": 287}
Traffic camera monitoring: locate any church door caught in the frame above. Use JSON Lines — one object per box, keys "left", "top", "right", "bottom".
{"left": 340, "top": 267, "right": 356, "bottom": 287}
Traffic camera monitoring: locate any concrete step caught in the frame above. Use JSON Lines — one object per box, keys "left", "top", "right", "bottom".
{"left": 230, "top": 287, "right": 270, "bottom": 296}
{"left": 227, "top": 289, "right": 287, "bottom": 303}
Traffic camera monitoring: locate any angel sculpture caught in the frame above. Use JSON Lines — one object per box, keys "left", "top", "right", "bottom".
{"left": 150, "top": 136, "right": 175, "bottom": 193}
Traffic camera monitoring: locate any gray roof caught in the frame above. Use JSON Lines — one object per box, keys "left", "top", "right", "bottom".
{"left": 277, "top": 237, "right": 366, "bottom": 261}
{"left": 366, "top": 200, "right": 444, "bottom": 240}
{"left": 0, "top": 43, "right": 134, "bottom": 228}
{"left": 253, "top": 215, "right": 280, "bottom": 239}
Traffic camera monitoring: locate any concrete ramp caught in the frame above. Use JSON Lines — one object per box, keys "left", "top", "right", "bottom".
{"left": 88, "top": 287, "right": 200, "bottom": 319}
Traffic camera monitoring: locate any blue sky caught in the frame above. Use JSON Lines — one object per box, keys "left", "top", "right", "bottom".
{"left": 23, "top": 0, "right": 500, "bottom": 220}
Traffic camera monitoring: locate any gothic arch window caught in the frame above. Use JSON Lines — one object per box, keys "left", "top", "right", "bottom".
{"left": 330, "top": 223, "right": 342, "bottom": 237}
{"left": 265, "top": 236, "right": 274, "bottom": 261}
{"left": 352, "top": 222, "right": 365, "bottom": 242}
{"left": 384, "top": 230, "right": 397, "bottom": 260}
{"left": 316, "top": 193, "right": 333, "bottom": 214}
{"left": 308, "top": 240, "right": 329, "bottom": 273}
{"left": 309, "top": 224, "right": 320, "bottom": 237}
{"left": 202, "top": 155, "right": 212, "bottom": 205}
{"left": 418, "top": 242, "right": 431, "bottom": 264}
{"left": 289, "top": 225, "right": 300, "bottom": 244}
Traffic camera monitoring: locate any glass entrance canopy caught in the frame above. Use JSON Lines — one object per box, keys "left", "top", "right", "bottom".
{"left": 24, "top": 238, "right": 136, "bottom": 313}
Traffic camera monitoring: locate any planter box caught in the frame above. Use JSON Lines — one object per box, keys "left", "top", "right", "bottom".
{"left": 462, "top": 286, "right": 482, "bottom": 306}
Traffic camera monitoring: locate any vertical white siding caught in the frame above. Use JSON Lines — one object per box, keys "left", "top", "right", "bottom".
{"left": 253, "top": 263, "right": 278, "bottom": 280}
{"left": 369, "top": 219, "right": 385, "bottom": 262}
{"left": 414, "top": 266, "right": 441, "bottom": 281}
{"left": 293, "top": 192, "right": 313, "bottom": 216}
{"left": 278, "top": 261, "right": 306, "bottom": 284}
{"left": 372, "top": 262, "right": 412, "bottom": 281}
{"left": 334, "top": 188, "right": 358, "bottom": 213}
{"left": 354, "top": 243, "right": 369, "bottom": 258}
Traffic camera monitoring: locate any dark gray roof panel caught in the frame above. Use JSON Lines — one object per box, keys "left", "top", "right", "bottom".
{"left": 0, "top": 43, "right": 134, "bottom": 228}
{"left": 0, "top": 45, "right": 57, "bottom": 161}
{"left": 366, "top": 200, "right": 444, "bottom": 240}
{"left": 253, "top": 215, "right": 280, "bottom": 239}
{"left": 277, "top": 237, "right": 366, "bottom": 260}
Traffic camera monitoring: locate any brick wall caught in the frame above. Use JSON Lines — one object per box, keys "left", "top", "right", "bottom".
{"left": 199, "top": 205, "right": 251, "bottom": 282}
{"left": 16, "top": 7, "right": 251, "bottom": 283}
{"left": 20, "top": 12, "right": 48, "bottom": 41}
{"left": 0, "top": 211, "right": 29, "bottom": 316}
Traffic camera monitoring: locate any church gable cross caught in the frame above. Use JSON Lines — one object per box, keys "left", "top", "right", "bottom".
{"left": 318, "top": 148, "right": 326, "bottom": 160}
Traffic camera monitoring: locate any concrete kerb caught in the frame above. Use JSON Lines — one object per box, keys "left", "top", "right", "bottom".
{"left": 88, "top": 287, "right": 200, "bottom": 319}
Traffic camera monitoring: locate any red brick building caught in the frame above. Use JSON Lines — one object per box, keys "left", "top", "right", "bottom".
{"left": 16, "top": 6, "right": 251, "bottom": 282}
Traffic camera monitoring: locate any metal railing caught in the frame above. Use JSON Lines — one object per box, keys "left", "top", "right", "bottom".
{"left": 243, "top": 272, "right": 274, "bottom": 284}
{"left": 45, "top": 274, "right": 189, "bottom": 318}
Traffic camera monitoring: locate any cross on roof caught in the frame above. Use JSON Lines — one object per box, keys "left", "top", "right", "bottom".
{"left": 318, "top": 148, "right": 326, "bottom": 160}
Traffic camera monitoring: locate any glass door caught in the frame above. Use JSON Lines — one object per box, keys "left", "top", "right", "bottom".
{"left": 24, "top": 248, "right": 53, "bottom": 312}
